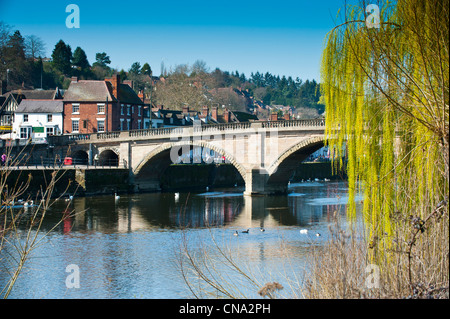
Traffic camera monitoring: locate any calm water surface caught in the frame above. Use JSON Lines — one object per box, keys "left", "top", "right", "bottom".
{"left": 0, "top": 180, "right": 362, "bottom": 299}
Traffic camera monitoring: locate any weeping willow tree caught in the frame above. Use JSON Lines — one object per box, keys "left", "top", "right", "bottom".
{"left": 321, "top": 0, "right": 448, "bottom": 290}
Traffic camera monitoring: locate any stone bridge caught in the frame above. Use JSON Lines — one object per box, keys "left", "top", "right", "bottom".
{"left": 49, "top": 119, "right": 326, "bottom": 195}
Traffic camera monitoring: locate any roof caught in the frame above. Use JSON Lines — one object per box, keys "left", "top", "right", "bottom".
{"left": 15, "top": 100, "right": 63, "bottom": 113}
{"left": 117, "top": 83, "right": 144, "bottom": 104}
{"left": 64, "top": 81, "right": 115, "bottom": 102}
{"left": 10, "top": 88, "right": 62, "bottom": 100}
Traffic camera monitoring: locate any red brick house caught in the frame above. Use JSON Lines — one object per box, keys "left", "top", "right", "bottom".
{"left": 63, "top": 75, "right": 145, "bottom": 134}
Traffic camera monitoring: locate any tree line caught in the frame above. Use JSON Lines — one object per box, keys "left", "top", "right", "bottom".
{"left": 0, "top": 21, "right": 323, "bottom": 115}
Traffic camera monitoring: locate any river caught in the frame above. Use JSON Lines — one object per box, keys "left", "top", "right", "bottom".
{"left": 0, "top": 180, "right": 363, "bottom": 299}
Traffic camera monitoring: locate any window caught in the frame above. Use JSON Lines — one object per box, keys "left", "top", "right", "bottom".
{"left": 72, "top": 104, "right": 80, "bottom": 113}
{"left": 127, "top": 105, "right": 131, "bottom": 115}
{"left": 97, "top": 103, "right": 105, "bottom": 114}
{"left": 97, "top": 120, "right": 105, "bottom": 132}
{"left": 23, "top": 114, "right": 29, "bottom": 122}
{"left": 72, "top": 120, "right": 79, "bottom": 132}
{"left": 127, "top": 119, "right": 131, "bottom": 130}
{"left": 132, "top": 106, "right": 134, "bottom": 114}
{"left": 121, "top": 104, "right": 124, "bottom": 115}
{"left": 47, "top": 114, "right": 53, "bottom": 122}
{"left": 20, "top": 127, "right": 31, "bottom": 139}
{"left": 120, "top": 119, "right": 124, "bottom": 130}
{"left": 138, "top": 120, "right": 141, "bottom": 130}
{"left": 138, "top": 106, "right": 141, "bottom": 116}
{"left": 46, "top": 127, "right": 54, "bottom": 136}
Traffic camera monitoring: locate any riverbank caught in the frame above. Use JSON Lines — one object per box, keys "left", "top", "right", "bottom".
{"left": 2, "top": 162, "right": 346, "bottom": 198}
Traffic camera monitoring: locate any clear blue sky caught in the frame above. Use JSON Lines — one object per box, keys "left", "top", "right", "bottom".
{"left": 0, "top": 0, "right": 346, "bottom": 81}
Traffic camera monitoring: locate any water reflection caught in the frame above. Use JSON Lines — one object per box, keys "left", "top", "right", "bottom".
{"left": 0, "top": 180, "right": 362, "bottom": 299}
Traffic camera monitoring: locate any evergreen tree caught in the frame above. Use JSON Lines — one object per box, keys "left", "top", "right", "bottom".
{"left": 51, "top": 40, "right": 72, "bottom": 75}
{"left": 141, "top": 63, "right": 152, "bottom": 76}
{"left": 72, "top": 46, "right": 90, "bottom": 70}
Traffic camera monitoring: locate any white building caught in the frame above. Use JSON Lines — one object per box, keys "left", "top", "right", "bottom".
{"left": 12, "top": 100, "right": 63, "bottom": 143}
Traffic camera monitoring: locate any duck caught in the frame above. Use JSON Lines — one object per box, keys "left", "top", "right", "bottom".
{"left": 260, "top": 227, "right": 265, "bottom": 232}
{"left": 241, "top": 229, "right": 250, "bottom": 234}
{"left": 300, "top": 229, "right": 308, "bottom": 234}
{"left": 315, "top": 233, "right": 321, "bottom": 237}
{"left": 233, "top": 231, "right": 239, "bottom": 237}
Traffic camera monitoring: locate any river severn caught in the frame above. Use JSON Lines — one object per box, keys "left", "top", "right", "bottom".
{"left": 0, "top": 180, "right": 363, "bottom": 299}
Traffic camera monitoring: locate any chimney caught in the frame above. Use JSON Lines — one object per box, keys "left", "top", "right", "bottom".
{"left": 223, "top": 109, "right": 230, "bottom": 123}
{"left": 138, "top": 90, "right": 144, "bottom": 102}
{"left": 182, "top": 105, "right": 189, "bottom": 114}
{"left": 211, "top": 107, "right": 218, "bottom": 121}
{"left": 270, "top": 112, "right": 278, "bottom": 121}
{"left": 201, "top": 105, "right": 209, "bottom": 117}
{"left": 71, "top": 76, "right": 78, "bottom": 83}
{"left": 106, "top": 74, "right": 120, "bottom": 98}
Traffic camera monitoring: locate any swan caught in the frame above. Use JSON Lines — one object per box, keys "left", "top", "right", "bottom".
{"left": 174, "top": 192, "right": 180, "bottom": 200}
{"left": 324, "top": 178, "right": 330, "bottom": 182}
{"left": 300, "top": 229, "right": 308, "bottom": 234}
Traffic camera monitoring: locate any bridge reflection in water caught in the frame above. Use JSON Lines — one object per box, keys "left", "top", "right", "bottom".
{"left": 50, "top": 181, "right": 355, "bottom": 235}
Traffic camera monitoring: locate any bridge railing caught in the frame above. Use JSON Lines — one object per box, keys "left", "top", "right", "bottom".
{"left": 48, "top": 119, "right": 325, "bottom": 145}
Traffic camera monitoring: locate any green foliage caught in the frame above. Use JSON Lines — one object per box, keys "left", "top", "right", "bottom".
{"left": 51, "top": 40, "right": 72, "bottom": 75}
{"left": 321, "top": 0, "right": 449, "bottom": 257}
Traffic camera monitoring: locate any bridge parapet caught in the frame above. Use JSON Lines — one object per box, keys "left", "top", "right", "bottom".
{"left": 48, "top": 119, "right": 325, "bottom": 146}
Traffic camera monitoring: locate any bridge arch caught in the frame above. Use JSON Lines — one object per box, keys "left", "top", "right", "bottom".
{"left": 133, "top": 140, "right": 247, "bottom": 191}
{"left": 99, "top": 149, "right": 119, "bottom": 166}
{"left": 266, "top": 136, "right": 325, "bottom": 188}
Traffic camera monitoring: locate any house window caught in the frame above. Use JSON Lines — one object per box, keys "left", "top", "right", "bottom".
{"left": 97, "top": 120, "right": 105, "bottom": 132}
{"left": 46, "top": 127, "right": 54, "bottom": 136}
{"left": 138, "top": 106, "right": 141, "bottom": 116}
{"left": 121, "top": 104, "right": 124, "bottom": 115}
{"left": 138, "top": 120, "right": 141, "bottom": 130}
{"left": 120, "top": 119, "right": 124, "bottom": 131}
{"left": 47, "top": 114, "right": 53, "bottom": 122}
{"left": 132, "top": 106, "right": 134, "bottom": 114}
{"left": 20, "top": 127, "right": 31, "bottom": 139}
{"left": 23, "top": 114, "right": 29, "bottom": 122}
{"left": 127, "top": 105, "right": 131, "bottom": 115}
{"left": 72, "top": 104, "right": 80, "bottom": 113}
{"left": 72, "top": 120, "right": 79, "bottom": 132}
{"left": 127, "top": 119, "right": 131, "bottom": 130}
{"left": 97, "top": 103, "right": 105, "bottom": 114}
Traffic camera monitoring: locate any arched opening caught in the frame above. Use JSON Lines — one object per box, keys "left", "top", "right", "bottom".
{"left": 71, "top": 150, "right": 88, "bottom": 165}
{"left": 99, "top": 150, "right": 119, "bottom": 167}
{"left": 267, "top": 137, "right": 325, "bottom": 188}
{"left": 133, "top": 142, "right": 245, "bottom": 192}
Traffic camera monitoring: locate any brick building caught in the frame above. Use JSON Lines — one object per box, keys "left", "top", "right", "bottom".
{"left": 63, "top": 75, "right": 145, "bottom": 134}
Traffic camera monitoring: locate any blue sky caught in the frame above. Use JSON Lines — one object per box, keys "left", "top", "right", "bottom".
{"left": 0, "top": 0, "right": 346, "bottom": 81}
